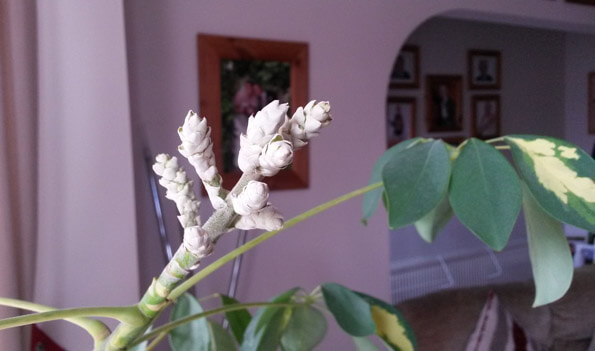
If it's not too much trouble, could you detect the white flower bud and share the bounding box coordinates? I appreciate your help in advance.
[238,135,263,173]
[258,136,293,177]
[232,181,269,215]
[183,226,213,258]
[281,100,331,149]
[153,153,201,227]
[235,205,284,231]
[245,100,289,145]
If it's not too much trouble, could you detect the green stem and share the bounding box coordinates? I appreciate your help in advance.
[145,332,167,351]
[169,182,382,300]
[129,302,301,347]
[486,136,505,144]
[495,145,511,150]
[0,305,141,331]
[0,297,111,347]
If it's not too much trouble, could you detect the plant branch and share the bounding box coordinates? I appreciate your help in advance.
[0,305,141,331]
[169,182,383,300]
[0,297,111,347]
[145,331,167,351]
[495,145,510,150]
[129,302,302,347]
[486,137,505,144]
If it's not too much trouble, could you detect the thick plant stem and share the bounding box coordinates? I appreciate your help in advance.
[0,297,111,348]
[101,173,260,350]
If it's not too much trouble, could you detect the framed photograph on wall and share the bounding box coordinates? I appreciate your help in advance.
[468,50,501,90]
[386,97,416,147]
[198,34,309,190]
[425,75,463,132]
[472,95,501,139]
[389,45,419,89]
[589,73,595,134]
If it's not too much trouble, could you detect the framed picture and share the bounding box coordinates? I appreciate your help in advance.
[389,45,419,89]
[468,50,501,90]
[425,75,463,132]
[589,73,595,134]
[472,95,501,139]
[441,136,466,146]
[386,97,416,147]
[198,34,309,190]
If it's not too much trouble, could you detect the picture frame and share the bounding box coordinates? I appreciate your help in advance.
[589,73,595,134]
[441,136,466,146]
[425,75,463,132]
[198,34,309,190]
[471,95,501,139]
[386,97,416,147]
[389,45,420,89]
[468,50,501,90]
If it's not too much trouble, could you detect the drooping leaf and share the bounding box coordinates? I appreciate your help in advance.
[280,305,327,351]
[169,293,210,351]
[522,183,574,307]
[353,337,380,351]
[362,138,425,224]
[505,135,595,231]
[241,287,299,351]
[449,138,522,251]
[413,194,453,243]
[209,320,238,350]
[356,292,416,351]
[220,295,252,344]
[382,140,451,229]
[321,283,375,337]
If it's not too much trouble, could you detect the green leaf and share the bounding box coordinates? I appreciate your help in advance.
[522,183,574,307]
[241,288,299,351]
[413,194,453,243]
[449,138,522,251]
[209,320,238,350]
[321,283,375,337]
[505,135,595,231]
[356,292,416,351]
[353,337,380,351]
[220,295,252,344]
[280,305,327,351]
[169,293,210,351]
[362,138,425,224]
[382,140,451,229]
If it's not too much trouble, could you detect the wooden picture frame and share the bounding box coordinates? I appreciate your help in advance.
[198,34,309,190]
[425,75,463,132]
[472,95,501,139]
[386,97,416,147]
[589,73,595,134]
[389,45,420,89]
[468,50,501,90]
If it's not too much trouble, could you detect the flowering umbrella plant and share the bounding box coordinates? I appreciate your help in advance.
[1,97,595,351]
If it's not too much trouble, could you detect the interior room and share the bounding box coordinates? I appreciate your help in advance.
[1,1,595,350]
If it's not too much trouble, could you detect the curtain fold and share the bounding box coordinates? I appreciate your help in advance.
[0,0,38,349]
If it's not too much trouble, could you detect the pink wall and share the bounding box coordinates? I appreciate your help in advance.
[35,1,138,349]
[123,0,595,348]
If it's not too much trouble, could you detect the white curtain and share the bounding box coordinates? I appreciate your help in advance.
[0,0,38,349]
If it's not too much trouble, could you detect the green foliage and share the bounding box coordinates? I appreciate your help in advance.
[353,336,385,350]
[321,283,376,337]
[240,288,299,351]
[505,135,595,231]
[169,293,210,351]
[362,138,424,224]
[382,140,451,229]
[449,139,521,251]
[413,194,453,243]
[280,305,327,351]
[522,184,574,307]
[220,295,252,344]
[356,292,416,351]
[208,320,238,350]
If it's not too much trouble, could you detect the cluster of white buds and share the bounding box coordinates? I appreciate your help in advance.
[152,154,201,228]
[178,110,226,209]
[238,100,331,177]
[184,226,214,259]
[235,205,284,231]
[281,100,332,149]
